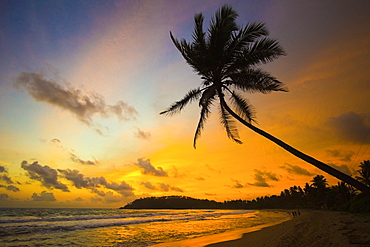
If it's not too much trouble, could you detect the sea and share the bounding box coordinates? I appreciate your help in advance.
[0,208,290,246]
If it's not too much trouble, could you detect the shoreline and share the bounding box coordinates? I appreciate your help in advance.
[151,210,370,247]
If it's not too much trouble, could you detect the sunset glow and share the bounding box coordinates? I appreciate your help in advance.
[1,0,369,208]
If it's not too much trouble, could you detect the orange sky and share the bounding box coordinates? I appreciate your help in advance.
[0,0,369,208]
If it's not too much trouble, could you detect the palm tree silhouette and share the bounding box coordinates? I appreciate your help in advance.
[356,160,370,187]
[311,175,328,190]
[160,5,370,196]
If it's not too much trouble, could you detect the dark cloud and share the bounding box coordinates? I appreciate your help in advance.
[326,149,355,162]
[73,197,84,202]
[141,181,156,190]
[134,158,168,177]
[90,197,103,202]
[70,153,96,165]
[91,188,106,197]
[248,170,280,187]
[205,164,221,173]
[103,191,125,203]
[21,161,70,192]
[231,180,244,189]
[0,184,20,192]
[31,191,56,201]
[0,165,5,173]
[51,138,61,144]
[329,163,353,176]
[0,174,14,184]
[158,183,184,192]
[279,163,314,176]
[0,193,10,200]
[134,128,151,140]
[104,181,134,197]
[326,111,370,143]
[57,169,89,189]
[171,166,186,178]
[141,181,184,192]
[58,169,134,197]
[14,72,137,133]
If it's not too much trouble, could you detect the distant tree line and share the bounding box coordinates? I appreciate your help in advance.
[121,161,370,212]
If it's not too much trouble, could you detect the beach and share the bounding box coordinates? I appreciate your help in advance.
[153,210,370,247]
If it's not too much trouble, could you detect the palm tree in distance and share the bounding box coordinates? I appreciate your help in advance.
[311,175,328,190]
[160,5,370,196]
[356,160,370,187]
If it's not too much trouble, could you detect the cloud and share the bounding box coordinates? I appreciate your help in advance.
[279,163,314,176]
[0,193,10,200]
[103,181,135,197]
[0,184,20,192]
[103,191,126,203]
[326,111,370,143]
[70,153,97,165]
[231,180,244,189]
[134,158,168,177]
[21,161,70,192]
[328,163,352,176]
[58,168,134,197]
[141,181,184,192]
[0,174,14,184]
[57,169,89,189]
[326,149,355,162]
[141,181,156,190]
[31,191,56,201]
[0,165,5,173]
[73,197,84,202]
[134,128,151,140]
[90,197,103,202]
[171,166,186,178]
[46,138,98,165]
[158,183,184,192]
[14,72,138,132]
[205,164,221,173]
[51,138,61,143]
[248,170,280,187]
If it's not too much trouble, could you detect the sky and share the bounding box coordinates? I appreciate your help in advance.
[0,0,369,208]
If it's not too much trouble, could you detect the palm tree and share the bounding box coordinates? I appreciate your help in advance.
[160,5,370,196]
[311,175,328,190]
[356,160,370,187]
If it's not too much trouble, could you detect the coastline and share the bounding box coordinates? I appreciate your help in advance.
[151,210,370,247]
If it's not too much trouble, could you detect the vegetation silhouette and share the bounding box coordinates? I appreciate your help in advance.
[356,160,370,187]
[122,161,370,212]
[160,4,370,196]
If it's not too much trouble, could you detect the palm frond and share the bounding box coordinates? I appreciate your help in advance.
[226,22,268,56]
[160,88,202,116]
[193,97,213,148]
[229,68,288,94]
[192,13,206,49]
[220,102,242,144]
[242,37,286,66]
[223,22,268,75]
[170,30,211,80]
[229,91,255,123]
[208,5,238,63]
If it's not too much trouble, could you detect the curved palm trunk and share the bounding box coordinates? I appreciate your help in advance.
[221,99,370,196]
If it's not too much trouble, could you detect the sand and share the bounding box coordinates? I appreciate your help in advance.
[151,210,370,247]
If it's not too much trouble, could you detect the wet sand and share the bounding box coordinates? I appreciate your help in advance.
[152,210,370,247]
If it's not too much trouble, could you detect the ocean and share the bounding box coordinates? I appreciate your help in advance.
[0,208,289,246]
